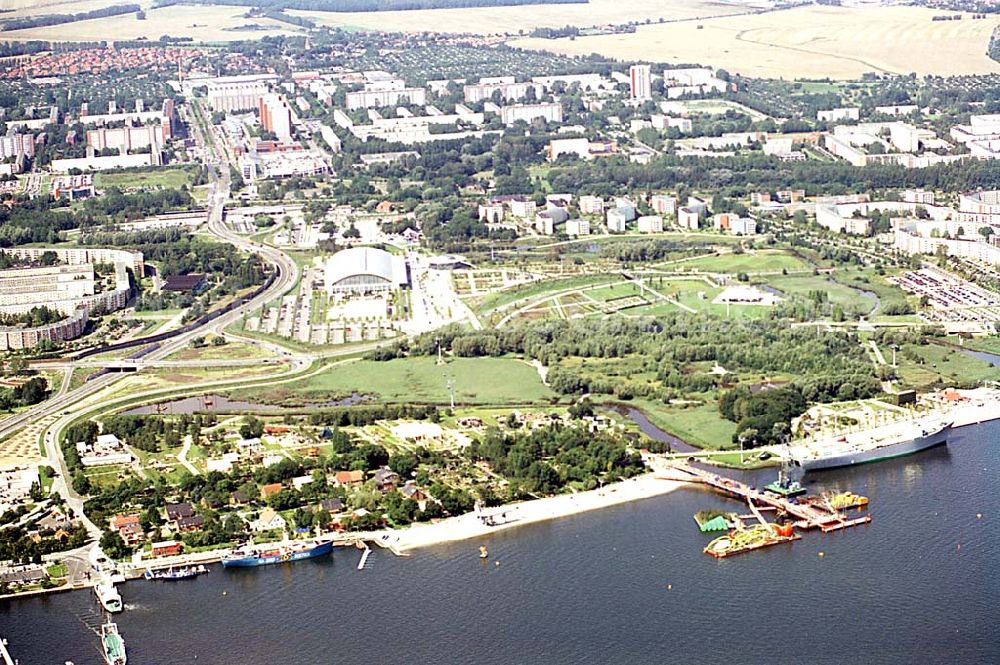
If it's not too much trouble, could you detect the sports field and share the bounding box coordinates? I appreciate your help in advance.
[511,6,1000,79]
[2,5,298,42]
[289,0,747,35]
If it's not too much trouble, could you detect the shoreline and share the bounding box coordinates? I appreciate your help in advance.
[385,473,685,553]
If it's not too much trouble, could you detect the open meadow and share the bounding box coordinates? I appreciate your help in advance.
[511,5,1000,79]
[238,356,555,406]
[290,0,750,35]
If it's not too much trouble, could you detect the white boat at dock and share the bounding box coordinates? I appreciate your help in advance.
[94,580,123,613]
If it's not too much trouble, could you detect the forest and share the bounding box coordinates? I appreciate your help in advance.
[0,4,140,31]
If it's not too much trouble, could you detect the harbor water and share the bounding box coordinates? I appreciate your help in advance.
[3,421,998,664]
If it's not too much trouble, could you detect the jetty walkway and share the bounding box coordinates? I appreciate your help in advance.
[657,462,871,532]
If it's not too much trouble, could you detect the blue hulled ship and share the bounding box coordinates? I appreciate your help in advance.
[221,539,334,568]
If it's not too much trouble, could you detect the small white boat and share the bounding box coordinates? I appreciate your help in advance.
[94,580,123,613]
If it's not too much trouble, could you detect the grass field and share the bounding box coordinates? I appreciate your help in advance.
[290,0,743,35]
[959,337,1000,355]
[631,399,738,450]
[763,273,876,313]
[676,250,812,275]
[246,356,555,405]
[895,343,1000,389]
[94,167,193,191]
[511,6,1000,79]
[2,5,298,42]
[167,341,277,362]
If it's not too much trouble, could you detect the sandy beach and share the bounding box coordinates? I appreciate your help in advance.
[386,473,685,553]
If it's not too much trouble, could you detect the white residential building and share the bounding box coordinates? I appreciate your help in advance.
[346,87,427,110]
[650,194,677,215]
[509,198,537,219]
[500,103,562,126]
[637,215,664,233]
[818,107,861,122]
[565,219,591,236]
[606,208,630,233]
[629,64,651,101]
[730,217,757,235]
[579,195,605,215]
[902,189,935,205]
[76,434,133,467]
[677,207,700,230]
[464,78,540,103]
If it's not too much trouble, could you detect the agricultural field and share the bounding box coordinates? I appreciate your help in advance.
[511,6,1000,79]
[290,0,745,36]
[2,4,298,42]
[243,356,555,406]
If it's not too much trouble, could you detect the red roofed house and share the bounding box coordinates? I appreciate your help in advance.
[151,540,182,557]
[260,483,284,499]
[331,470,364,487]
[110,514,144,545]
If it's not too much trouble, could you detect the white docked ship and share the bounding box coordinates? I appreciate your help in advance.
[94,580,123,613]
[787,413,952,471]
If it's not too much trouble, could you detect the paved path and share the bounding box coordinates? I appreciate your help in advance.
[177,435,200,476]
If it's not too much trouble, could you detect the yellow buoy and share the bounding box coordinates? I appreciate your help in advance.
[977,513,982,519]
[818,551,825,558]
[495,561,500,566]
[222,591,228,596]
[667,584,672,590]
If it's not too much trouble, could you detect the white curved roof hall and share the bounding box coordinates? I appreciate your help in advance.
[325,246,407,288]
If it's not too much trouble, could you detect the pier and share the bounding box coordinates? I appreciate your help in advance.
[0,637,16,665]
[357,546,371,570]
[658,462,871,533]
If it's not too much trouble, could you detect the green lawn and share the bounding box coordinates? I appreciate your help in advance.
[894,343,1000,389]
[95,167,193,190]
[678,250,812,274]
[631,399,737,450]
[167,340,277,362]
[246,356,556,405]
[762,273,876,313]
[959,337,1000,355]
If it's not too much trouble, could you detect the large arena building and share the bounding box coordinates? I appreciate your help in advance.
[323,247,408,296]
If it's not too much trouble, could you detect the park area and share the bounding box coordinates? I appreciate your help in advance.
[511,5,1000,79]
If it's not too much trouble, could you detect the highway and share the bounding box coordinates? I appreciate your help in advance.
[0,121,298,442]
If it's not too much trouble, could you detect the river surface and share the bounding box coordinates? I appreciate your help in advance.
[3,421,998,664]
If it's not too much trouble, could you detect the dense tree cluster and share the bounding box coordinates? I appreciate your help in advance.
[718,385,807,448]
[1,4,140,31]
[467,425,644,494]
